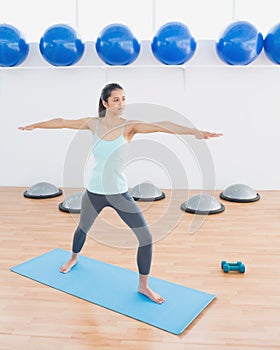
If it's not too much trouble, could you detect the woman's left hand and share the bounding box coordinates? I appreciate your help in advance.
[194,130,223,139]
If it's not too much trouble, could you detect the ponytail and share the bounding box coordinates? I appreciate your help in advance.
[98,98,106,118]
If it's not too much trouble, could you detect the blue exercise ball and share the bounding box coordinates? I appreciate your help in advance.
[0,24,29,67]
[39,24,85,66]
[264,23,280,64]
[216,21,263,65]
[151,22,197,65]
[95,23,140,65]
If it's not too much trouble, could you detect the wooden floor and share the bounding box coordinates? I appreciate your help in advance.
[1,187,280,350]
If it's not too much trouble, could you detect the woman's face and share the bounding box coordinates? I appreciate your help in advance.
[103,89,126,115]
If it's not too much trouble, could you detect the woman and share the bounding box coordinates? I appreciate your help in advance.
[19,83,222,304]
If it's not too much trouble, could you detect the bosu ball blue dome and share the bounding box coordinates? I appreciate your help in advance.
[39,24,85,66]
[0,24,29,67]
[95,23,141,65]
[151,22,197,65]
[216,21,263,65]
[264,23,280,64]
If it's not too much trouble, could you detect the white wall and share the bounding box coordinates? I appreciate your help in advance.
[1,40,280,190]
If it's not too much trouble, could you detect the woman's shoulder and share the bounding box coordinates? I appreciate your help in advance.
[123,119,142,127]
[123,119,146,131]
[87,117,99,132]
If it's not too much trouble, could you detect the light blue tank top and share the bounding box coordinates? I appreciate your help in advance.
[87,118,128,195]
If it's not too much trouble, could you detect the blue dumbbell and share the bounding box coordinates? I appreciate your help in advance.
[221,260,245,273]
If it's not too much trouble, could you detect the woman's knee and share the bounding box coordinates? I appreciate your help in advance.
[136,227,153,247]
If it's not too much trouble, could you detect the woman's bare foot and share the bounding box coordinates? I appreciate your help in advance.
[138,274,165,304]
[60,253,78,273]
[138,286,165,304]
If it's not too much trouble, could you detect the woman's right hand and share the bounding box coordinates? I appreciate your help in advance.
[18,117,93,131]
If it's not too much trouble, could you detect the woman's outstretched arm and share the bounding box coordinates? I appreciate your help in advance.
[128,120,223,139]
[18,117,94,131]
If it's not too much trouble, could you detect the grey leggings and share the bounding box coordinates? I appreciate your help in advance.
[72,190,152,275]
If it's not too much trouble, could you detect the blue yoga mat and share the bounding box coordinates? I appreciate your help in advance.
[10,248,215,335]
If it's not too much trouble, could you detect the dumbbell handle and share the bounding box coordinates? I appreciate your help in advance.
[225,265,242,271]
[227,262,242,266]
